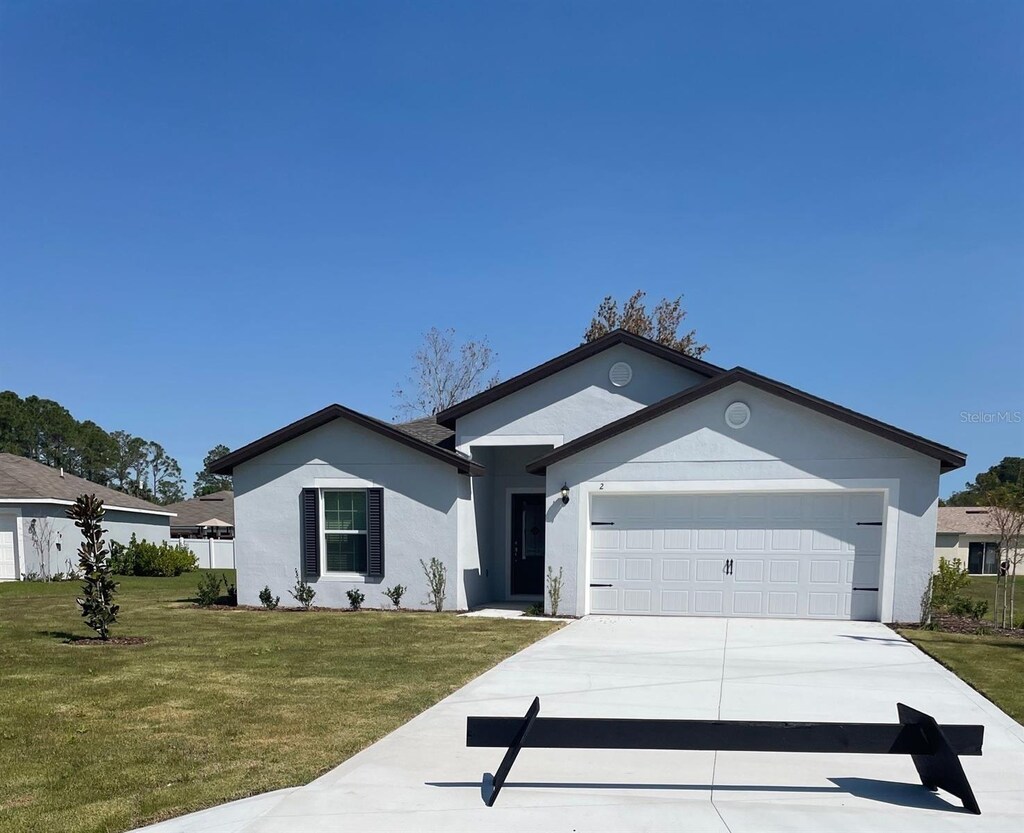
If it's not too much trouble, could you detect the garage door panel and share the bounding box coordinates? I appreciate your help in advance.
[697,529,726,550]
[732,559,764,583]
[663,529,692,550]
[732,591,764,615]
[591,558,620,581]
[622,589,652,613]
[624,558,652,581]
[588,491,883,620]
[661,590,689,613]
[661,559,690,581]
[694,590,724,614]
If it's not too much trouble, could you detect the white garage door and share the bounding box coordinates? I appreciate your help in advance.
[588,492,883,620]
[0,514,18,581]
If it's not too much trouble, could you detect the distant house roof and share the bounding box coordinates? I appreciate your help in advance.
[0,453,174,516]
[164,490,234,529]
[936,506,1012,535]
[208,404,484,476]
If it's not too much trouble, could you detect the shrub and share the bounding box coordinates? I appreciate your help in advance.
[524,602,544,617]
[259,585,280,610]
[420,557,447,612]
[546,566,564,617]
[383,584,406,609]
[225,582,237,606]
[949,597,989,620]
[346,588,365,610]
[68,494,119,640]
[289,569,316,610]
[110,534,197,577]
[20,571,44,582]
[196,572,224,607]
[930,557,971,610]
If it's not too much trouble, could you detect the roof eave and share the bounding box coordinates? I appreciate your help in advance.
[208,405,485,477]
[526,368,967,475]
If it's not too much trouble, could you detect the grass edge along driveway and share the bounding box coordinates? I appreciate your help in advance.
[898,627,1024,725]
[0,572,561,833]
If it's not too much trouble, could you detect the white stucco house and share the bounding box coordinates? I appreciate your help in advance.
[210,330,965,622]
[0,453,173,580]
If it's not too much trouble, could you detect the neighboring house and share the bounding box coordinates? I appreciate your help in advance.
[210,329,965,622]
[0,453,173,580]
[164,491,234,539]
[935,506,1020,575]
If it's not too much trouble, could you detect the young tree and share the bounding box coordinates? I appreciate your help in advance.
[987,488,1024,627]
[193,444,233,496]
[27,517,56,579]
[394,328,499,419]
[583,290,708,357]
[68,494,119,640]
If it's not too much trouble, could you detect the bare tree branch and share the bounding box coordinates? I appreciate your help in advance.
[393,328,499,420]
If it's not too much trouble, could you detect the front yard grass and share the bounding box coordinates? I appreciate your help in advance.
[965,574,1024,625]
[0,572,561,833]
[899,628,1024,724]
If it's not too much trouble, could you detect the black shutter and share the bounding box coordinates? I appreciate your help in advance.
[301,488,320,578]
[367,488,384,576]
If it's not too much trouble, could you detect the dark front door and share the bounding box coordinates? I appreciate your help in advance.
[511,493,545,596]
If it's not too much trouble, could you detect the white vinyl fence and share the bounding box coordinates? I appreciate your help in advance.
[174,538,235,570]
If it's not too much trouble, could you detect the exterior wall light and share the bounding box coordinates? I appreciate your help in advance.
[560,483,570,505]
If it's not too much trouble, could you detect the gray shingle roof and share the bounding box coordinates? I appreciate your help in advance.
[936,506,1015,535]
[395,416,454,447]
[0,453,173,515]
[163,491,234,529]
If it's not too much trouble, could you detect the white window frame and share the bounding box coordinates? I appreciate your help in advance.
[320,488,369,581]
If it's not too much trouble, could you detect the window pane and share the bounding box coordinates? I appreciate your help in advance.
[324,491,367,531]
[325,534,367,573]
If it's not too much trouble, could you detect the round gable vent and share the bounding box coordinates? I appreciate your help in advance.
[725,401,750,429]
[609,361,633,387]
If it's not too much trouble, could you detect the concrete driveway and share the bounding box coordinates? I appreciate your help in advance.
[140,618,1024,832]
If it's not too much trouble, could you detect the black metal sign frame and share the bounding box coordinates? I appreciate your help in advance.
[467,697,983,813]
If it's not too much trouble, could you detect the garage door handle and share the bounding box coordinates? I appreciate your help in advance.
[591,521,615,526]
[589,583,613,588]
[856,521,883,526]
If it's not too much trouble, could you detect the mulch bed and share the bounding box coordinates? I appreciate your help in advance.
[63,636,149,646]
[896,615,1024,640]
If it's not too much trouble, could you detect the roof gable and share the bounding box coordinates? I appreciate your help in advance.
[435,329,724,429]
[526,368,966,474]
[208,405,484,476]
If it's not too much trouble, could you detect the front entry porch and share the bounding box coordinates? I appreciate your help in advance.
[464,444,551,608]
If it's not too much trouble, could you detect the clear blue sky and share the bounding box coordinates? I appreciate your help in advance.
[1,1,1021,496]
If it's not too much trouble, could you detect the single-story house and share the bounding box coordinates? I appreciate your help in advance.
[209,329,965,621]
[0,452,173,580]
[164,490,234,539]
[935,506,1019,575]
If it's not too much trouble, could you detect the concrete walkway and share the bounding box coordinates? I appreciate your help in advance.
[138,618,1024,832]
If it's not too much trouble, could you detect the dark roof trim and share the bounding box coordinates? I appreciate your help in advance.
[435,329,725,429]
[208,405,485,476]
[526,368,967,475]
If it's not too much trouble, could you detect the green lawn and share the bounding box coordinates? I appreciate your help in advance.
[899,628,1024,724]
[965,574,1024,625]
[0,572,560,833]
